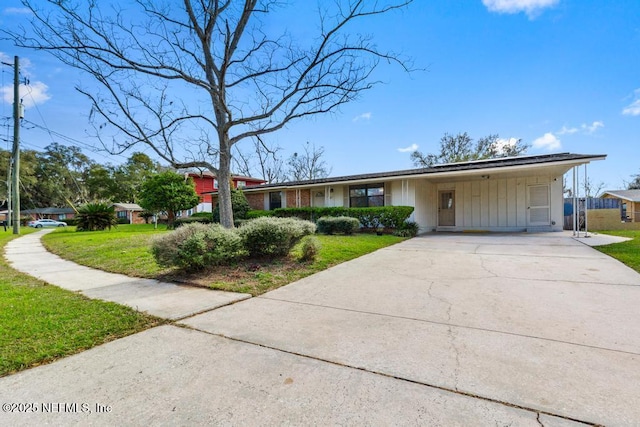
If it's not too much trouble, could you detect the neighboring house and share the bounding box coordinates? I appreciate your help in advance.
[112,203,146,224]
[207,152,605,233]
[185,171,266,214]
[22,207,76,221]
[600,190,640,222]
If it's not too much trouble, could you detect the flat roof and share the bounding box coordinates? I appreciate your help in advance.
[205,152,606,194]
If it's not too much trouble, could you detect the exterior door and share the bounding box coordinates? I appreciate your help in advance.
[438,190,456,226]
[528,185,550,225]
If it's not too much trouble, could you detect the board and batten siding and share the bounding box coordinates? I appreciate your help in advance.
[413,175,563,232]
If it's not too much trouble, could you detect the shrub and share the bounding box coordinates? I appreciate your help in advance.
[246,210,274,219]
[238,216,316,258]
[151,223,245,271]
[190,212,214,219]
[213,188,251,222]
[76,203,118,231]
[316,216,360,235]
[272,206,414,230]
[393,221,420,237]
[298,236,320,262]
[174,216,213,227]
[139,211,155,224]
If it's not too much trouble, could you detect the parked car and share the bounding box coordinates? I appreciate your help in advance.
[27,219,67,228]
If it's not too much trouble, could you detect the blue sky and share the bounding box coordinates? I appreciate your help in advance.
[1,0,639,191]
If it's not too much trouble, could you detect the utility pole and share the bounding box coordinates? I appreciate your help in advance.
[11,56,20,234]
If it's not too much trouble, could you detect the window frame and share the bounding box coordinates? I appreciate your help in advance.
[349,183,385,208]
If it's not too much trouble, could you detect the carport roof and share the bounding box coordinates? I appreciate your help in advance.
[206,152,606,193]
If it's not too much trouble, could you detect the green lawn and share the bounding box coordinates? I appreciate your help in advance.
[595,230,640,273]
[42,224,407,296]
[0,229,162,377]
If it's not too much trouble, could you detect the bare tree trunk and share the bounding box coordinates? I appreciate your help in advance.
[218,138,234,228]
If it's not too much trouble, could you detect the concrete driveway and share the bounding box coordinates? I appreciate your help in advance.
[2,232,640,425]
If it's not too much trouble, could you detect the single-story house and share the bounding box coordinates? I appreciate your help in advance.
[22,207,76,221]
[207,152,606,233]
[112,203,146,224]
[600,190,640,222]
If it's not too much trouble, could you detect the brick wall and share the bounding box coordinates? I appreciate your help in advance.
[245,193,264,210]
[284,189,311,208]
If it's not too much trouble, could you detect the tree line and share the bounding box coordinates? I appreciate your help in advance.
[0,143,160,210]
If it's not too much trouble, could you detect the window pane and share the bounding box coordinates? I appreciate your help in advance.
[350,188,366,197]
[350,196,368,207]
[367,187,384,197]
[369,195,384,207]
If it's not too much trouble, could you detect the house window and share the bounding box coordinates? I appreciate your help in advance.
[269,191,282,210]
[349,184,384,207]
[236,180,246,189]
[213,179,218,189]
[116,211,127,219]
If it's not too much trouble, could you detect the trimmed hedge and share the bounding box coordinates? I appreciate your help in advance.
[238,216,316,258]
[246,210,274,219]
[174,216,213,227]
[273,206,414,230]
[316,216,360,235]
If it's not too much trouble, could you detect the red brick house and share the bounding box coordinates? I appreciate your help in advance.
[185,171,266,214]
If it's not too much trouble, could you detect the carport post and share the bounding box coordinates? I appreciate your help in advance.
[572,166,578,236]
[584,163,589,237]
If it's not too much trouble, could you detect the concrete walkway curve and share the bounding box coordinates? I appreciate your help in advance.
[2,230,640,426]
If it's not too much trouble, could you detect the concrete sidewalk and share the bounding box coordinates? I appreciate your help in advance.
[2,231,639,425]
[4,230,250,320]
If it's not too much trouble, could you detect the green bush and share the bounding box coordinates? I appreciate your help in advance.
[298,236,320,262]
[151,223,246,271]
[76,203,118,231]
[139,211,155,224]
[272,206,414,230]
[246,210,274,219]
[190,212,213,219]
[393,221,420,237]
[213,188,251,222]
[174,216,213,227]
[316,216,360,235]
[238,216,316,258]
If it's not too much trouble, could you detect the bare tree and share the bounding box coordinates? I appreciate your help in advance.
[411,133,529,167]
[233,136,286,184]
[287,141,331,181]
[4,0,413,227]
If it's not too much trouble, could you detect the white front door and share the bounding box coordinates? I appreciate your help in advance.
[528,185,550,225]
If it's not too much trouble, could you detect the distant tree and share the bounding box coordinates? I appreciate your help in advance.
[287,142,332,181]
[233,136,286,184]
[0,149,39,209]
[32,143,94,208]
[411,133,530,167]
[7,0,414,228]
[139,171,200,228]
[628,173,640,190]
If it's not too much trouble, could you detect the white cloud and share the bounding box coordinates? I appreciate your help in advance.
[582,120,603,133]
[3,7,32,15]
[532,132,561,151]
[493,137,519,154]
[557,125,578,135]
[397,143,419,153]
[482,0,559,17]
[1,81,51,108]
[622,89,640,116]
[352,112,372,122]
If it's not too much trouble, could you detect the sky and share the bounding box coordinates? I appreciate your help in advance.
[0,0,639,192]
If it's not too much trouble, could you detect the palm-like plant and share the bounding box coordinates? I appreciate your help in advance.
[76,203,118,231]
